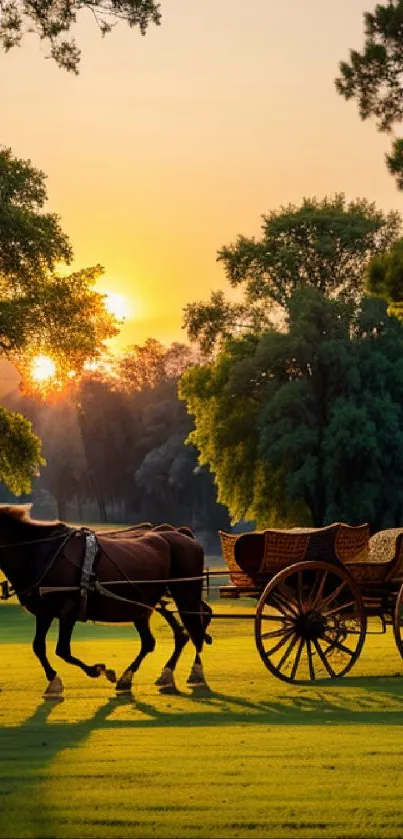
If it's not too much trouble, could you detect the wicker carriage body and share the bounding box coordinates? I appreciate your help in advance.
[219,523,403,599]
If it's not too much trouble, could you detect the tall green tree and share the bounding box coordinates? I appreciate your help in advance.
[180,288,403,531]
[184,195,400,353]
[0,147,118,495]
[0,0,160,72]
[335,1,403,187]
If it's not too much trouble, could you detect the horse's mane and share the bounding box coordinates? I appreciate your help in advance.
[0,504,61,527]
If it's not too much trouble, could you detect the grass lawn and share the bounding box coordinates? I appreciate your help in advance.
[2,591,403,838]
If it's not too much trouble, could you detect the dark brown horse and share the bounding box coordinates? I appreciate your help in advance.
[0,505,212,697]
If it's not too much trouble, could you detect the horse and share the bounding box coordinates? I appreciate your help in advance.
[0,505,212,697]
[93,520,213,681]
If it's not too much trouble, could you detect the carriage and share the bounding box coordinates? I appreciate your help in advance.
[2,505,403,695]
[217,522,403,684]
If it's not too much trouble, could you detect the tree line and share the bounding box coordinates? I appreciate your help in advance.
[1,338,230,538]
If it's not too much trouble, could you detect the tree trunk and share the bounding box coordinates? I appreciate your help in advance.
[55,495,67,521]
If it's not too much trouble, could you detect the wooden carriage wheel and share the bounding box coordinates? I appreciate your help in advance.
[393,582,403,659]
[255,560,366,683]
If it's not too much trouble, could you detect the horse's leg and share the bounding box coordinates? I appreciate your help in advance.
[55,616,116,682]
[116,616,156,692]
[33,612,63,697]
[186,600,213,686]
[169,585,212,687]
[154,602,189,691]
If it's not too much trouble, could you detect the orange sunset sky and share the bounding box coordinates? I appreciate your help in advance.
[2,0,403,357]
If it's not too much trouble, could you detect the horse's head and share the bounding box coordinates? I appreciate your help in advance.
[0,504,64,541]
[0,504,72,595]
[0,504,35,542]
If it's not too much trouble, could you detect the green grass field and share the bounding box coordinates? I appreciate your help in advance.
[2,594,403,839]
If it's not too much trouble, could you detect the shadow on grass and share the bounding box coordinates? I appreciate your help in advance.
[4,672,403,740]
[2,674,403,837]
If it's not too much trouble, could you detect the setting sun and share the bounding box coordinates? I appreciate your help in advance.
[104,292,130,321]
[31,354,56,383]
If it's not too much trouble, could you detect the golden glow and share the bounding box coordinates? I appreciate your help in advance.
[103,292,130,322]
[1,0,396,351]
[83,354,119,379]
[31,355,57,383]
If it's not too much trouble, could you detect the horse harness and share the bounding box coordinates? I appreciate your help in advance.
[0,527,100,621]
[0,527,208,621]
[78,528,98,620]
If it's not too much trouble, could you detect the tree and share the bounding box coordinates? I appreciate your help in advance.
[26,394,89,520]
[75,376,136,521]
[184,195,400,353]
[257,291,403,530]
[180,287,403,531]
[0,0,161,73]
[117,339,195,391]
[0,147,118,495]
[335,2,403,187]
[0,404,44,495]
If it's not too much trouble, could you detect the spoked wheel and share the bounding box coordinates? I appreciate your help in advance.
[255,560,366,683]
[393,583,403,660]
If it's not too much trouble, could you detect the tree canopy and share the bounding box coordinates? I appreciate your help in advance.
[0,147,118,494]
[335,2,403,187]
[180,288,403,531]
[184,195,400,354]
[181,196,403,531]
[0,0,161,72]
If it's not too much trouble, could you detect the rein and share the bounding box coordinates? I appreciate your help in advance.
[40,578,211,617]
[38,571,221,617]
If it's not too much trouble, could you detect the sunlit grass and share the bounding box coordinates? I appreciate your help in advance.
[2,601,403,837]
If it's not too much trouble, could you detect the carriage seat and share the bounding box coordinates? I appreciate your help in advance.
[345,528,403,584]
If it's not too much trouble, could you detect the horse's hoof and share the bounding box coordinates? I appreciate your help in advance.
[44,676,63,698]
[155,667,179,693]
[105,669,117,683]
[187,664,206,686]
[155,667,175,687]
[116,670,133,692]
[95,663,106,676]
[204,633,213,645]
